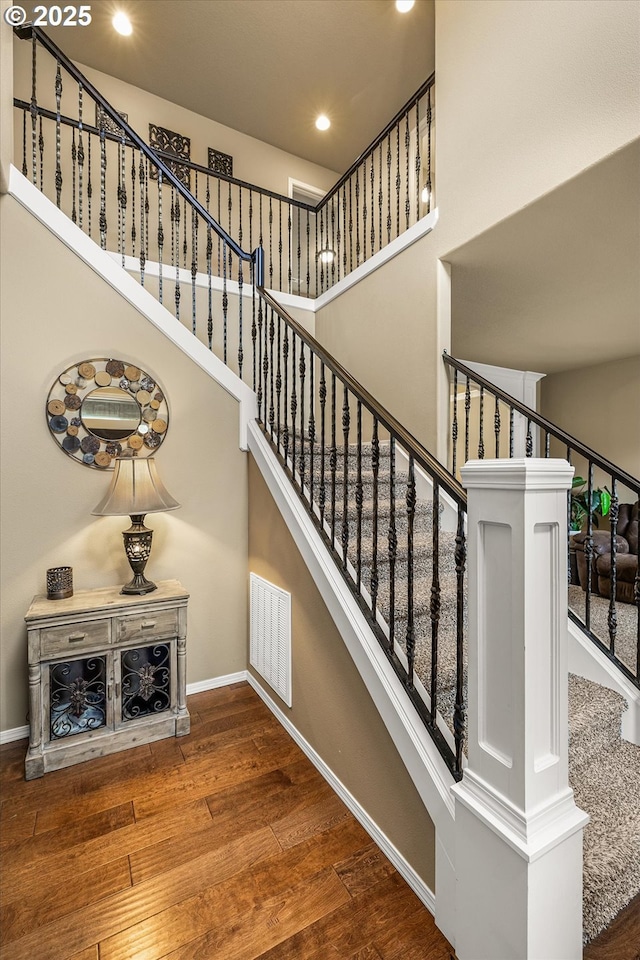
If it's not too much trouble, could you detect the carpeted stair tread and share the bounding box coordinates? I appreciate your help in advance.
[571,737,640,942]
[568,675,627,771]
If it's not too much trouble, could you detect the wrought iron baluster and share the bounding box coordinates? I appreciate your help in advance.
[426,84,432,212]
[268,306,275,437]
[172,187,181,322]
[330,198,336,288]
[87,132,92,237]
[288,205,292,294]
[119,131,127,268]
[319,205,325,294]
[99,126,107,250]
[336,195,342,284]
[330,375,337,546]
[315,210,319,296]
[378,142,384,251]
[248,188,253,255]
[296,206,301,296]
[275,314,282,444]
[256,298,264,422]
[39,114,44,191]
[227,181,233,276]
[362,157,367,263]
[191,200,198,337]
[238,259,244,379]
[509,406,515,457]
[406,454,416,686]
[387,435,397,650]
[282,322,289,459]
[342,184,348,277]
[370,153,376,257]
[130,147,136,257]
[139,156,146,287]
[291,336,298,481]
[405,109,410,230]
[268,197,273,287]
[454,505,466,775]
[608,479,618,654]
[319,364,326,527]
[415,97,421,222]
[341,385,350,571]
[30,35,37,184]
[21,109,27,178]
[158,171,165,302]
[71,127,77,224]
[299,345,306,491]
[206,178,213,347]
[238,186,243,249]
[182,195,187,271]
[356,402,363,592]
[451,368,458,477]
[386,132,392,244]
[464,376,471,465]
[370,419,380,614]
[279,200,283,293]
[217,178,221,275]
[308,350,316,505]
[526,419,533,457]
[566,446,573,583]
[306,209,311,297]
[478,385,485,459]
[395,120,401,238]
[348,179,353,274]
[585,462,594,631]
[545,431,551,457]
[494,395,500,458]
[222,239,228,364]
[116,141,122,259]
[55,60,62,207]
[430,483,441,725]
[355,168,360,268]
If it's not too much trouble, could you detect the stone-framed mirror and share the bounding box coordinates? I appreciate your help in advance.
[46,358,169,469]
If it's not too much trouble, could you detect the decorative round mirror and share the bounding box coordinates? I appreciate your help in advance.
[46,358,169,469]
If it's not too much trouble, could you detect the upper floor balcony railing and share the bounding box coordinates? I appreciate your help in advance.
[13,24,434,302]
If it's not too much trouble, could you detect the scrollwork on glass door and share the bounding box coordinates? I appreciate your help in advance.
[121,644,171,721]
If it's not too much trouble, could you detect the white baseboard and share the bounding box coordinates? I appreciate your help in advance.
[1,724,29,745]
[186,672,249,695]
[246,672,437,916]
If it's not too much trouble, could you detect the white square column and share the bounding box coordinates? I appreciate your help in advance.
[453,459,588,960]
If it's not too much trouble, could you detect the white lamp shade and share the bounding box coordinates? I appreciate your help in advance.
[92,457,180,516]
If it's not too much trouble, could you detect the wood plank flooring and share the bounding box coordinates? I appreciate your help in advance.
[0,683,453,960]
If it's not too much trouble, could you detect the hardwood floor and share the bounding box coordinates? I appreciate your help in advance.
[0,683,453,960]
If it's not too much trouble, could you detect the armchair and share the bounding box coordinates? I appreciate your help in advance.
[573,502,638,604]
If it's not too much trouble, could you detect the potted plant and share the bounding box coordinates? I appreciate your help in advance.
[569,477,611,533]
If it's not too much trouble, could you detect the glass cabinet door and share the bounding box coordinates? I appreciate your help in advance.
[120,644,171,722]
[49,656,107,740]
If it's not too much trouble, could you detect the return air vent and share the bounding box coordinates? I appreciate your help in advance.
[250,573,292,707]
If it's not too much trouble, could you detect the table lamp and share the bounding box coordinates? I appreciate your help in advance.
[92,457,180,595]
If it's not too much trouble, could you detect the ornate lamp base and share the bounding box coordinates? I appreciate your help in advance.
[121,514,157,595]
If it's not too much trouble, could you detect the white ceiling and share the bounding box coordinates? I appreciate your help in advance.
[450,138,640,375]
[54,0,435,174]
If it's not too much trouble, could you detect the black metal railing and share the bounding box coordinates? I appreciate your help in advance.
[14,24,260,379]
[443,352,640,689]
[14,27,435,302]
[254,284,469,778]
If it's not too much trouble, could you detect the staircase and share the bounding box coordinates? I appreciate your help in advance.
[302,436,640,944]
[9,21,640,954]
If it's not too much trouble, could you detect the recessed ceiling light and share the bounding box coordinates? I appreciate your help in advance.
[396,0,415,11]
[315,114,331,132]
[112,11,133,36]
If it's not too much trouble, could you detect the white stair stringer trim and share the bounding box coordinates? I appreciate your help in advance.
[8,164,257,450]
[247,670,437,915]
[568,617,640,745]
[247,419,457,946]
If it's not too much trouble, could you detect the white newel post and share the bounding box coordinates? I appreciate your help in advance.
[453,459,588,960]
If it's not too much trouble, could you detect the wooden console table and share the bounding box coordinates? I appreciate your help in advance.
[24,580,190,779]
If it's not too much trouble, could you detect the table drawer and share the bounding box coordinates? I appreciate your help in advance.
[40,618,111,657]
[117,608,178,643]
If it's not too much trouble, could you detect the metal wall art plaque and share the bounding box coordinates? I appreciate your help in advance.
[46,358,169,469]
[149,124,191,189]
[95,104,128,137]
[208,148,233,178]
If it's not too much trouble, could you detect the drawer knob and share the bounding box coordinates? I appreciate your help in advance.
[140,620,156,629]
[68,632,87,642]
